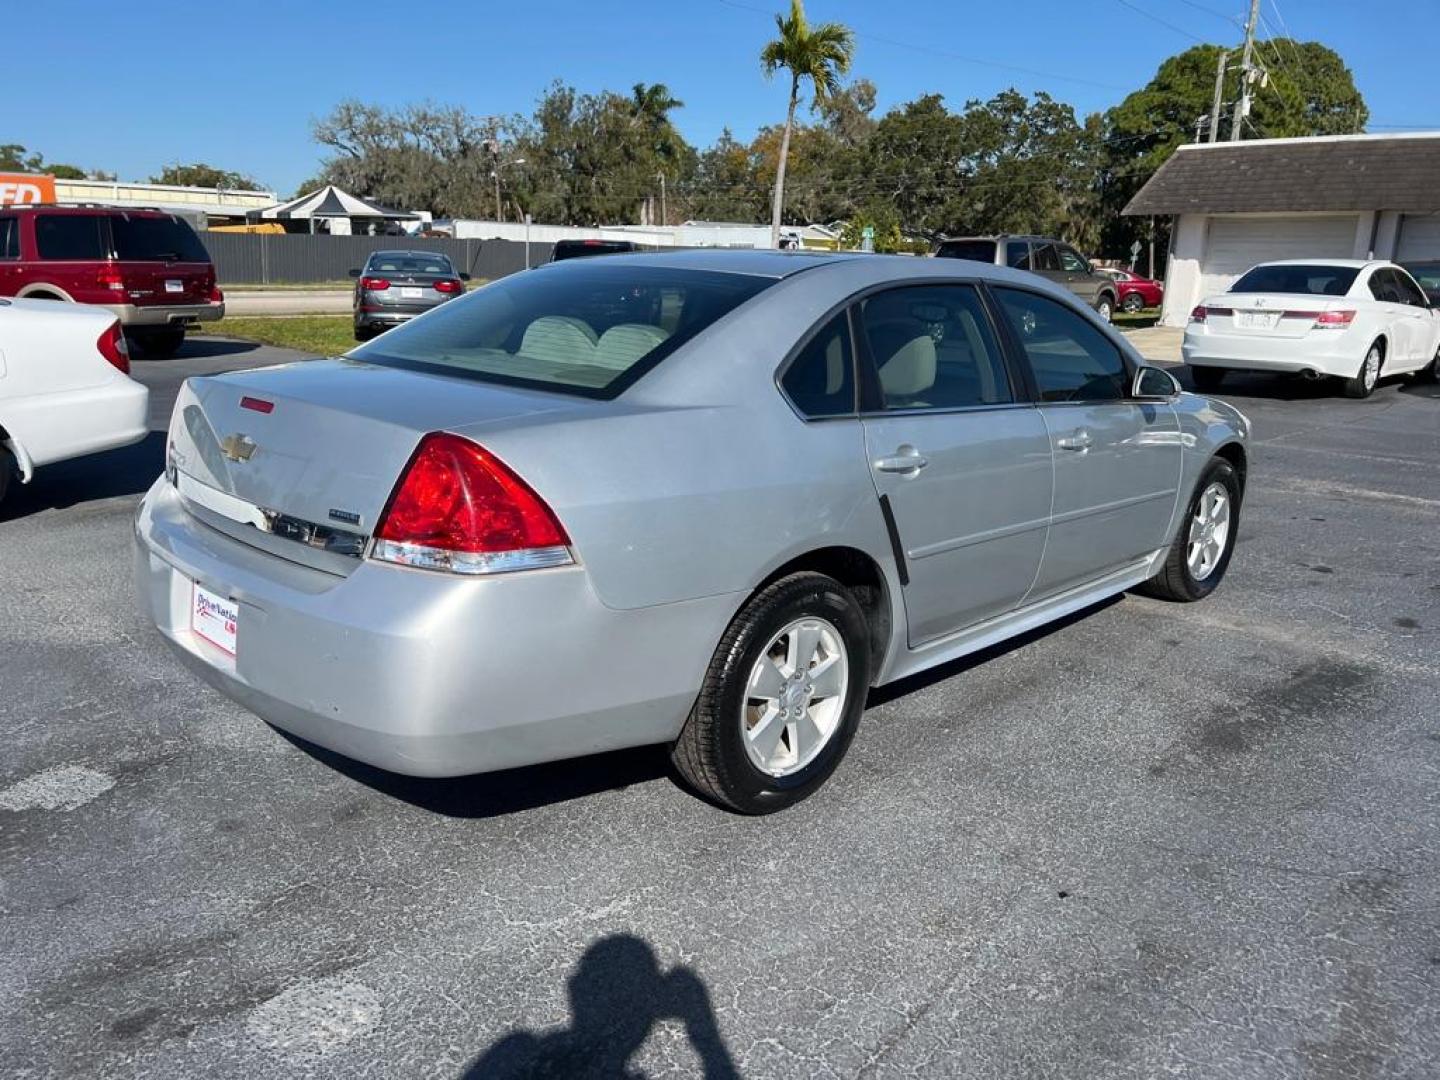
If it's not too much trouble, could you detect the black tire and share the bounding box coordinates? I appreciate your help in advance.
[671,572,871,814]
[1415,346,1438,383]
[1342,340,1384,399]
[0,446,12,508]
[1137,457,1241,603]
[1190,365,1226,392]
[1094,293,1115,323]
[132,328,186,359]
[1121,291,1145,313]
[354,326,371,342]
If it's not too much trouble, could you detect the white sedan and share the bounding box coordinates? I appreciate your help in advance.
[1183,259,1440,398]
[0,297,149,506]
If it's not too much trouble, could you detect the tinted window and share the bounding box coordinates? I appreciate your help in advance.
[111,214,210,262]
[1403,262,1440,294]
[934,239,996,263]
[859,285,1012,410]
[1368,269,1399,303]
[1390,268,1429,307]
[550,240,641,261]
[1005,241,1031,269]
[1031,243,1062,272]
[781,313,854,417]
[995,287,1127,403]
[0,217,16,259]
[352,264,771,399]
[1059,247,1089,273]
[1231,264,1358,296]
[35,215,106,260]
[367,252,455,275]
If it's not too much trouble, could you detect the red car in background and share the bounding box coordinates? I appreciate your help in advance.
[1098,267,1164,312]
[0,205,223,358]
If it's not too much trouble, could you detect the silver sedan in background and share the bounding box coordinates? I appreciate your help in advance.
[136,251,1248,813]
[350,249,470,340]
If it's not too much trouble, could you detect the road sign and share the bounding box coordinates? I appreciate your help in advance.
[861,225,875,253]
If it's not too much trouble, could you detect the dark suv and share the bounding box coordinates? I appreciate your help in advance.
[0,205,223,357]
[935,235,1118,322]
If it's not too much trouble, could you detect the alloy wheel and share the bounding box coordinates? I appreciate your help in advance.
[1186,481,1231,581]
[740,617,849,778]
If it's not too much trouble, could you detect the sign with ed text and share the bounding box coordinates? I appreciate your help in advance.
[0,173,57,206]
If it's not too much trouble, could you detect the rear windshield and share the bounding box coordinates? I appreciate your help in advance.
[350,264,773,398]
[1230,264,1358,296]
[934,240,997,263]
[551,240,640,261]
[367,252,455,275]
[111,214,210,262]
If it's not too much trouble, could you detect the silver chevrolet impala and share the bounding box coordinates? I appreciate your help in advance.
[135,251,1249,813]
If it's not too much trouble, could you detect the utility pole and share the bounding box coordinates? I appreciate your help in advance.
[494,171,503,223]
[657,172,667,227]
[1209,49,1228,142]
[1230,0,1261,140]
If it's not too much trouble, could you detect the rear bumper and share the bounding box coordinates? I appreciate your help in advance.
[1181,328,1362,378]
[133,477,737,777]
[5,378,148,475]
[106,301,225,328]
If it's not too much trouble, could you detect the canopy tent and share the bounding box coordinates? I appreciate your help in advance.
[248,185,417,232]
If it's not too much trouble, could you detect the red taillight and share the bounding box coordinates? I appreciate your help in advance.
[373,433,571,575]
[96,263,126,292]
[433,279,462,294]
[1313,309,1356,329]
[209,286,225,303]
[1189,305,1206,323]
[97,322,129,374]
[361,276,390,290]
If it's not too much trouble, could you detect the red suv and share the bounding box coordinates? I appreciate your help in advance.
[0,205,224,357]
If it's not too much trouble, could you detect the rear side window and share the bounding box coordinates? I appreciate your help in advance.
[782,313,854,417]
[111,214,210,262]
[859,284,1012,410]
[994,287,1127,402]
[1390,269,1428,307]
[1005,241,1031,269]
[353,264,773,399]
[934,240,996,263]
[1231,264,1358,296]
[1031,243,1062,272]
[35,215,106,260]
[0,217,17,259]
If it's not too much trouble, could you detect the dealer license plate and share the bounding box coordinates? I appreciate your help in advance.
[400,287,424,299]
[192,583,238,656]
[1236,310,1278,330]
[165,279,185,294]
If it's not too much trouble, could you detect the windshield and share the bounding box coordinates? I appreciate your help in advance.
[366,252,455,275]
[350,264,773,398]
[934,240,996,263]
[1230,264,1358,296]
[111,214,211,262]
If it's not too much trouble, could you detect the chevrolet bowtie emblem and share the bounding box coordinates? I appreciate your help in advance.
[220,434,257,462]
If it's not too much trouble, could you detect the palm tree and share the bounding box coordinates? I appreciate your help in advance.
[760,0,854,248]
[629,82,684,130]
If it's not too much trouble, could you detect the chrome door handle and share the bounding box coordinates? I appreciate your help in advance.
[1056,430,1093,452]
[874,449,929,474]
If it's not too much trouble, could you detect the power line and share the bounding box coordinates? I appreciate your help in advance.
[1111,0,1209,43]
[710,0,1130,91]
[1173,0,1243,26]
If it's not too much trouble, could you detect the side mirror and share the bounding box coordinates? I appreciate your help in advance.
[459,272,472,281]
[1132,365,1181,401]
[348,268,361,278]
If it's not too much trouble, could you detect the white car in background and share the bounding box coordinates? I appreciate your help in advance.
[0,297,149,506]
[1183,260,1440,398]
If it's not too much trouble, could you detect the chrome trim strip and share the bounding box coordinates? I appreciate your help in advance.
[174,471,367,559]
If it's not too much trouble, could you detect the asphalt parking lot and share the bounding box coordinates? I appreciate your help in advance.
[2,337,1437,1079]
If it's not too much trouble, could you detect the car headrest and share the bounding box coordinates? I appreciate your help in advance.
[520,316,598,365]
[869,321,937,398]
[592,323,670,370]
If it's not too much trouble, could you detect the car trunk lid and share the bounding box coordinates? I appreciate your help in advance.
[167,358,587,573]
[1208,293,1347,339]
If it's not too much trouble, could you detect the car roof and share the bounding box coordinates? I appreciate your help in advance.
[1252,258,1380,269]
[368,249,453,259]
[8,204,175,217]
[533,248,871,279]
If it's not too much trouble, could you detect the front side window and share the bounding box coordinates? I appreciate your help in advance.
[35,215,106,260]
[352,264,772,398]
[0,217,17,259]
[1231,264,1358,296]
[781,313,854,417]
[994,287,1128,403]
[859,284,1012,410]
[1059,247,1089,273]
[1005,240,1031,270]
[1031,243,1062,272]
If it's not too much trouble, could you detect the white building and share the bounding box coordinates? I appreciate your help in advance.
[1123,133,1440,326]
[53,177,277,226]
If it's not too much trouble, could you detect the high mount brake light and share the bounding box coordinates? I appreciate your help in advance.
[372,432,572,575]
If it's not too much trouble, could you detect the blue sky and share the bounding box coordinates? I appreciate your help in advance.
[10,0,1436,194]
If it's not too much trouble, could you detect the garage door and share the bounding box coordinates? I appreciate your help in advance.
[1396,214,1440,262]
[1199,215,1359,297]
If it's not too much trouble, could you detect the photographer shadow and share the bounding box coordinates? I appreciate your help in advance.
[462,934,739,1079]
